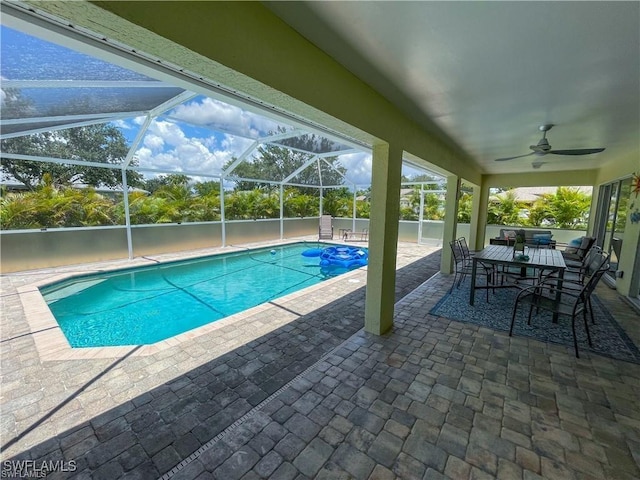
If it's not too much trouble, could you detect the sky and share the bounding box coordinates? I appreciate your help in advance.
[1,25,432,187]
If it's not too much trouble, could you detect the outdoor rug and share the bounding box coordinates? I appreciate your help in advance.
[430,278,640,364]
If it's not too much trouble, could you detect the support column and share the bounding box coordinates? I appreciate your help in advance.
[220,178,226,247]
[441,175,461,274]
[121,169,134,260]
[279,184,284,240]
[474,182,490,251]
[468,184,481,249]
[364,143,403,335]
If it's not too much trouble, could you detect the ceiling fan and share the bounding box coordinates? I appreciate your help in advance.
[494,124,605,166]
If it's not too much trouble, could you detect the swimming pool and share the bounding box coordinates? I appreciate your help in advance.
[41,242,367,348]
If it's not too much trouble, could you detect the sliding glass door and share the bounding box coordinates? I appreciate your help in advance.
[594,177,632,283]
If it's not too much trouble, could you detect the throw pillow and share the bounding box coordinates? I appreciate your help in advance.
[503,230,517,239]
[533,233,553,245]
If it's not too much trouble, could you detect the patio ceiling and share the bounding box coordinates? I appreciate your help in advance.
[266,1,640,176]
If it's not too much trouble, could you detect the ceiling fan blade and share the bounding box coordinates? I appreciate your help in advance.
[494,152,535,162]
[548,148,605,156]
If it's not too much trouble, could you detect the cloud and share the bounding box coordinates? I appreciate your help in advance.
[143,134,164,151]
[338,152,372,186]
[133,119,254,178]
[170,97,288,139]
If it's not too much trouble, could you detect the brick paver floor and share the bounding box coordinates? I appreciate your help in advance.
[1,241,441,477]
[2,241,639,480]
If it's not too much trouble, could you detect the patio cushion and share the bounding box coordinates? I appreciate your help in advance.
[532,233,553,245]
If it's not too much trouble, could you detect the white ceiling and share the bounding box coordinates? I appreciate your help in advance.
[266,1,640,175]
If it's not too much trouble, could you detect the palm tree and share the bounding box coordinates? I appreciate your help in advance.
[488,190,524,226]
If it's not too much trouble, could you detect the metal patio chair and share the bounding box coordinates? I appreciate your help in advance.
[509,252,610,358]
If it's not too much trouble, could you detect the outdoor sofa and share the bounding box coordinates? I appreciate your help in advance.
[491,228,557,249]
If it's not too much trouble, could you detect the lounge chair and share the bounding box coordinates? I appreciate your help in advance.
[319,215,334,240]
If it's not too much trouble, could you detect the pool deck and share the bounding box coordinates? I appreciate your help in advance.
[1,240,639,479]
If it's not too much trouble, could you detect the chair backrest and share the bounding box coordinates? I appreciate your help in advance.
[582,246,604,276]
[319,215,332,232]
[579,253,610,302]
[457,237,472,261]
[319,215,333,239]
[577,236,597,259]
[449,239,464,265]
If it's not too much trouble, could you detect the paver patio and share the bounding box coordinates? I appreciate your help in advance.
[1,241,639,479]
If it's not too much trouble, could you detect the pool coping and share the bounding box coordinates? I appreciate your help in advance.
[17,240,368,361]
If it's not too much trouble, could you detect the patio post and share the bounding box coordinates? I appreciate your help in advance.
[279,184,284,240]
[364,142,402,335]
[468,183,482,249]
[121,169,134,260]
[441,175,460,274]
[220,178,226,247]
[474,183,490,251]
[352,187,357,232]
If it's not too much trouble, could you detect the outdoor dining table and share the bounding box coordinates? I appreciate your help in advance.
[469,245,567,321]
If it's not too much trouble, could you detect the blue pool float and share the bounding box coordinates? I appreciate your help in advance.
[318,246,368,269]
[301,248,324,257]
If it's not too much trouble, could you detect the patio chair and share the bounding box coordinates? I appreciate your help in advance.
[449,238,493,301]
[540,247,608,325]
[509,252,610,358]
[318,215,334,240]
[562,236,596,264]
[457,237,477,260]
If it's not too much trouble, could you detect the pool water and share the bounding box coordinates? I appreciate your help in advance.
[41,242,367,348]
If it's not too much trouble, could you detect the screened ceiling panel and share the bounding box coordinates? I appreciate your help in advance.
[2,26,153,81]
[2,86,186,122]
[0,118,114,136]
[234,147,315,183]
[273,135,353,154]
[165,96,295,141]
[285,157,347,187]
[0,25,186,131]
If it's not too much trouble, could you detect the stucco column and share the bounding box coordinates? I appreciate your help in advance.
[364,143,403,335]
[441,175,460,273]
[474,182,490,250]
[468,184,482,249]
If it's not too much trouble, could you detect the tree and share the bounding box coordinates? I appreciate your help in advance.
[0,174,117,229]
[535,187,591,229]
[322,188,351,217]
[193,180,221,196]
[284,188,318,217]
[1,124,142,190]
[487,190,524,226]
[143,174,190,193]
[457,191,473,223]
[224,129,346,193]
